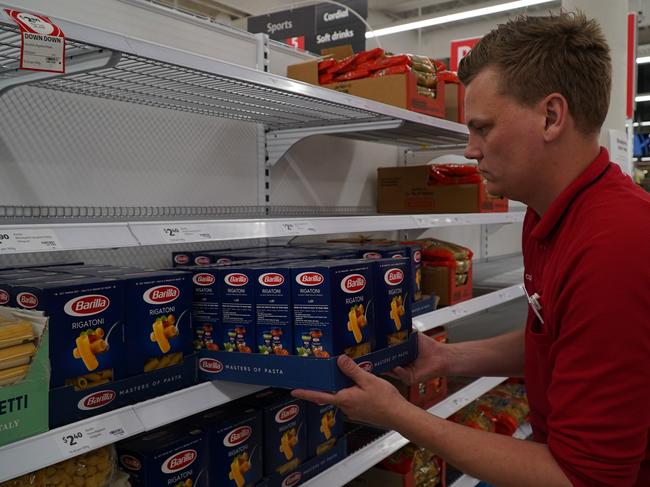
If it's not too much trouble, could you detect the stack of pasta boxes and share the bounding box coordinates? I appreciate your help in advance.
[177,243,418,359]
[116,388,344,487]
[0,264,194,395]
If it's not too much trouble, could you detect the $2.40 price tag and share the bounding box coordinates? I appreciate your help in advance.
[55,417,133,457]
[159,224,214,244]
[278,221,316,236]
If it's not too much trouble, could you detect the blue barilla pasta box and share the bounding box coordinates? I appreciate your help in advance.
[306,402,343,457]
[12,277,125,388]
[370,258,413,349]
[187,404,263,487]
[359,244,423,302]
[117,424,209,487]
[218,265,256,353]
[291,259,374,359]
[190,267,221,352]
[252,264,293,356]
[120,270,193,376]
[243,389,307,476]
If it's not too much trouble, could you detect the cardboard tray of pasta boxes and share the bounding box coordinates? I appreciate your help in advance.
[286,46,464,122]
[377,163,508,214]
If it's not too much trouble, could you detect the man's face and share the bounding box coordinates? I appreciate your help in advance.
[464,67,546,201]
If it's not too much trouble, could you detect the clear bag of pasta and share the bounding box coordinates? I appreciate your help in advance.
[0,445,115,487]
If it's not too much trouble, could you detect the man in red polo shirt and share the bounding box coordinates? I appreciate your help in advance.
[293,12,650,487]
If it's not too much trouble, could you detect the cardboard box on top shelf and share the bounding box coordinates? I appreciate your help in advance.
[0,307,49,447]
[286,47,464,122]
[377,164,508,214]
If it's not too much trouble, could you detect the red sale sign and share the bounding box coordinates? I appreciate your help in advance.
[450,37,481,72]
[285,35,305,50]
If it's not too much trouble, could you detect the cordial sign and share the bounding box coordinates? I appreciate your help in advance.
[161,449,197,474]
[16,292,39,309]
[259,272,285,287]
[282,472,303,487]
[120,455,142,471]
[64,294,110,317]
[198,358,223,373]
[384,268,404,286]
[78,390,116,410]
[275,404,299,423]
[223,426,252,447]
[193,273,216,286]
[340,274,366,293]
[143,285,179,305]
[0,290,9,305]
[225,273,249,286]
[296,272,324,286]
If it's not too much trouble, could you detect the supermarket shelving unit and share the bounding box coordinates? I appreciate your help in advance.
[0,4,526,485]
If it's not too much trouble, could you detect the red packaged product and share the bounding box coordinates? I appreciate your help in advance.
[318,58,336,73]
[326,54,357,75]
[436,70,460,83]
[428,164,482,185]
[368,54,411,71]
[319,73,335,85]
[354,47,384,65]
[334,68,371,82]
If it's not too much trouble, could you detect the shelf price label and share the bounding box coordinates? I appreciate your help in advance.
[411,215,458,228]
[55,416,134,456]
[159,224,214,244]
[277,221,316,236]
[0,228,61,253]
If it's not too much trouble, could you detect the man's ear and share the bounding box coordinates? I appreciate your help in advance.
[542,93,569,142]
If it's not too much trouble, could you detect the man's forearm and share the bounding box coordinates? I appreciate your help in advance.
[444,328,526,377]
[391,403,571,487]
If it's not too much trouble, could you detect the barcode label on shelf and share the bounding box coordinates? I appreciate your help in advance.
[0,228,61,253]
[55,417,133,456]
[159,224,214,243]
[277,221,317,236]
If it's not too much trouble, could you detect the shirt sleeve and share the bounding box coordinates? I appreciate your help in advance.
[546,228,650,487]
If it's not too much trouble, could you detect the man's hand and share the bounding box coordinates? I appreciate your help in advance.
[388,332,449,385]
[292,354,413,431]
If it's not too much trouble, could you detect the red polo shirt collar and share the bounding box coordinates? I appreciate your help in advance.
[530,147,611,240]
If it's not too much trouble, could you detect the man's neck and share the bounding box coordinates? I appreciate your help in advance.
[526,136,601,216]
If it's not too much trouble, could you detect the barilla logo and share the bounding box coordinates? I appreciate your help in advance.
[259,272,284,287]
[16,292,38,309]
[161,449,197,474]
[385,268,404,286]
[358,361,373,373]
[120,455,142,471]
[0,290,9,305]
[341,274,366,293]
[414,250,422,263]
[275,404,299,423]
[223,426,252,447]
[64,294,109,317]
[282,472,303,487]
[391,253,404,259]
[78,390,116,410]
[194,256,211,266]
[143,285,179,305]
[225,273,249,287]
[296,272,324,286]
[217,258,231,264]
[199,358,223,373]
[362,252,382,259]
[193,273,216,286]
[174,254,189,265]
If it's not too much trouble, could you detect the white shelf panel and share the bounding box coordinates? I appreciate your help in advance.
[0,381,264,483]
[0,212,524,254]
[414,284,525,333]
[302,377,507,487]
